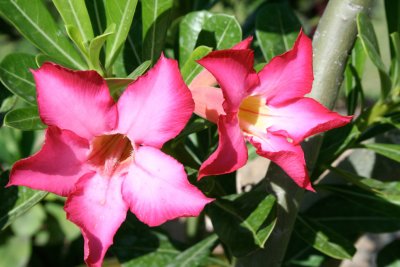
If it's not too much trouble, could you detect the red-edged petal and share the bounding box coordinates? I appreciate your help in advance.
[190,86,225,124]
[199,115,248,179]
[122,146,213,227]
[247,131,314,191]
[252,30,313,106]
[33,63,117,140]
[267,98,352,144]
[197,49,259,112]
[117,55,194,149]
[232,36,253,50]
[8,127,90,196]
[64,172,128,267]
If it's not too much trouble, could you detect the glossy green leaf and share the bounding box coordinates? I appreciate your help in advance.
[357,13,391,98]
[255,2,301,62]
[179,11,241,65]
[4,107,46,130]
[52,0,94,46]
[390,32,400,90]
[85,0,106,37]
[142,0,173,63]
[88,23,115,72]
[0,236,30,267]
[207,192,276,257]
[0,0,86,69]
[0,53,37,104]
[65,24,86,56]
[385,0,400,58]
[181,45,212,84]
[0,171,47,230]
[295,217,355,260]
[377,239,400,267]
[307,185,400,235]
[127,59,151,79]
[331,167,400,205]
[105,0,138,69]
[166,234,219,267]
[361,143,400,163]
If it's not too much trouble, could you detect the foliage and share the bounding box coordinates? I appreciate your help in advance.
[0,0,399,266]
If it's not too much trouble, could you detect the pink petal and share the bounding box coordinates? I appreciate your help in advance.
[252,30,313,106]
[33,63,117,140]
[190,86,225,124]
[199,114,248,179]
[117,55,194,149]
[122,146,213,227]
[8,127,90,196]
[64,172,128,267]
[197,50,259,111]
[267,98,352,144]
[232,36,253,50]
[189,69,218,89]
[247,131,314,191]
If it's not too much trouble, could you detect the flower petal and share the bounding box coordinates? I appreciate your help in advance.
[33,63,117,140]
[247,131,314,191]
[232,36,253,50]
[267,98,352,144]
[117,55,194,148]
[64,172,128,267]
[199,115,248,179]
[190,86,225,124]
[197,49,259,111]
[122,146,213,227]
[8,127,90,196]
[252,30,313,106]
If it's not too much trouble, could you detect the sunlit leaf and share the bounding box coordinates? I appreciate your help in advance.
[207,191,276,257]
[181,45,212,84]
[0,0,86,69]
[360,143,400,163]
[4,107,46,131]
[142,0,173,63]
[105,0,138,69]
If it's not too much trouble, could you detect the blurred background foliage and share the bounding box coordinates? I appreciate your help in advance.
[0,0,399,266]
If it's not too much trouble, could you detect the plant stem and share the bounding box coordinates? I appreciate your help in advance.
[236,1,374,266]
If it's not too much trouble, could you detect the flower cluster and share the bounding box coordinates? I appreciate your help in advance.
[8,31,351,266]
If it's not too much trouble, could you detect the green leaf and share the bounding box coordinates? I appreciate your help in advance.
[360,143,400,163]
[11,204,46,237]
[0,236,31,267]
[385,0,400,58]
[105,0,138,69]
[0,171,47,230]
[377,239,400,267]
[307,185,400,235]
[127,60,151,79]
[181,45,212,84]
[255,2,301,62]
[357,13,391,98]
[88,23,115,72]
[166,235,218,267]
[207,191,276,257]
[0,0,86,69]
[331,167,400,205]
[52,0,94,46]
[106,77,134,99]
[295,217,356,260]
[179,11,242,65]
[4,107,46,130]
[142,0,173,63]
[113,217,179,266]
[0,53,37,104]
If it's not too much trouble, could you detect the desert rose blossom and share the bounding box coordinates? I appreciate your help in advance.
[8,56,213,267]
[189,31,352,190]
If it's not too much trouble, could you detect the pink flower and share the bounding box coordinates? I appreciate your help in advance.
[189,31,352,191]
[8,56,213,267]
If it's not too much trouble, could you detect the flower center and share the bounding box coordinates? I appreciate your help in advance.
[238,95,271,136]
[87,134,134,177]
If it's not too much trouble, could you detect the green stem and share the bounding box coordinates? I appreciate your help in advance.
[236,1,374,266]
